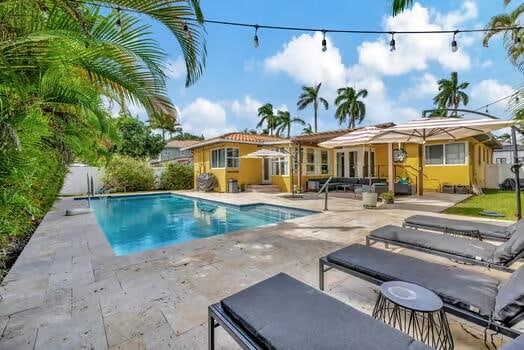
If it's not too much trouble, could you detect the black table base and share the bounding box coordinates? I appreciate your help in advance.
[373,293,454,350]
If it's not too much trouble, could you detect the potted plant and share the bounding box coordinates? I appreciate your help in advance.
[362,190,378,208]
[380,191,395,204]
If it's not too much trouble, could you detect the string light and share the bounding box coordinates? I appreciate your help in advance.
[321,31,327,52]
[451,30,458,52]
[389,32,396,52]
[115,7,122,30]
[253,25,259,48]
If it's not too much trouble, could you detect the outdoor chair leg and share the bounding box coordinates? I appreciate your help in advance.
[319,260,325,291]
[208,312,215,350]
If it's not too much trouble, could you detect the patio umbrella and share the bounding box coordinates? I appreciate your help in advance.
[368,117,516,196]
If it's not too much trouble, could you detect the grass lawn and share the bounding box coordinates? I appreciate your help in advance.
[443,189,524,221]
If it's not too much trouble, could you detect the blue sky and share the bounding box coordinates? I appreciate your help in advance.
[134,1,521,137]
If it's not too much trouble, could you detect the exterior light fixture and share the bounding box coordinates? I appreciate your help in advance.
[389,32,396,52]
[451,31,458,52]
[253,25,259,48]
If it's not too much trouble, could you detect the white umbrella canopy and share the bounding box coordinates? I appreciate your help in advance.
[241,149,288,158]
[318,127,385,148]
[368,118,515,144]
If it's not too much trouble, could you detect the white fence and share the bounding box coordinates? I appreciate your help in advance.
[485,164,514,189]
[60,164,164,195]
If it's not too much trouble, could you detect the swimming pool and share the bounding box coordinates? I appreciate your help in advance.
[90,194,315,256]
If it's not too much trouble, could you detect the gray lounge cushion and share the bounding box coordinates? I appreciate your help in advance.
[221,272,431,350]
[327,244,499,318]
[493,221,524,263]
[369,225,497,262]
[405,215,513,240]
[500,335,524,350]
[495,266,524,324]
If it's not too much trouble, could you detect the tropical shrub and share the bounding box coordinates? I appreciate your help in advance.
[103,156,155,192]
[160,163,194,190]
[113,116,165,159]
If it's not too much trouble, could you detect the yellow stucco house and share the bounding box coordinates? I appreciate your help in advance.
[183,125,501,194]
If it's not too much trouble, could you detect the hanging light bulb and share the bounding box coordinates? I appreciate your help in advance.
[115,7,122,30]
[485,106,489,114]
[389,32,396,52]
[253,25,259,48]
[321,31,327,52]
[183,22,190,38]
[451,31,458,52]
[516,94,520,104]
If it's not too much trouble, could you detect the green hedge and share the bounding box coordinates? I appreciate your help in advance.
[160,162,193,190]
[103,155,155,192]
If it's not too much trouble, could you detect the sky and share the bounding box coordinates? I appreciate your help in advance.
[130,1,522,138]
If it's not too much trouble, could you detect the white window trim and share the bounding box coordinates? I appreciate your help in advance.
[424,142,468,166]
[305,148,317,175]
[210,147,240,169]
[271,147,289,176]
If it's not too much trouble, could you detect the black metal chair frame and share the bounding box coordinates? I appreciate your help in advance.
[208,303,263,350]
[403,221,509,242]
[365,234,524,273]
[319,256,523,339]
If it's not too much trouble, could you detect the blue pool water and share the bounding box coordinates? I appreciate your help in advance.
[90,194,315,256]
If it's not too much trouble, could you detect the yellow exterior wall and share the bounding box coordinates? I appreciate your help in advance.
[193,142,262,192]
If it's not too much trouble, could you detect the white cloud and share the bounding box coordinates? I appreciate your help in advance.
[230,95,262,121]
[354,2,475,76]
[180,98,234,138]
[165,56,186,80]
[480,60,493,68]
[264,32,346,93]
[400,73,438,100]
[470,79,514,118]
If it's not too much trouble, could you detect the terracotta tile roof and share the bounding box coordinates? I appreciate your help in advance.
[182,132,289,150]
[165,140,201,149]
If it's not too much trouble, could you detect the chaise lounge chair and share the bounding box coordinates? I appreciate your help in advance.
[366,224,524,272]
[208,273,432,350]
[319,244,524,339]
[404,214,517,242]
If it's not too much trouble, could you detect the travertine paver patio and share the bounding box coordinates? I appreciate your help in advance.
[0,191,521,349]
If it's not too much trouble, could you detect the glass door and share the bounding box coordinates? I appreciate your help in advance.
[348,151,357,177]
[336,152,345,177]
[262,158,271,184]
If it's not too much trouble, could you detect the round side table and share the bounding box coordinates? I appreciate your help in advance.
[372,281,454,350]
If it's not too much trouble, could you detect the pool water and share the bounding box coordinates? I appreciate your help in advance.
[90,194,314,256]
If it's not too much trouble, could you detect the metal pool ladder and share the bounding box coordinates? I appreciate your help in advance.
[318,176,333,211]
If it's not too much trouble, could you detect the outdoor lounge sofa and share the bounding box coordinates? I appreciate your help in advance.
[319,244,524,338]
[365,224,524,272]
[208,272,432,350]
[403,214,516,242]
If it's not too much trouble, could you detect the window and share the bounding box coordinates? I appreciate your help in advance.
[211,148,239,168]
[211,149,225,168]
[226,148,239,168]
[306,149,316,174]
[321,150,329,174]
[425,143,466,165]
[496,158,507,164]
[272,148,289,176]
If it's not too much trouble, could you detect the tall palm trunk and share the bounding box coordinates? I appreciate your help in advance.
[313,101,318,133]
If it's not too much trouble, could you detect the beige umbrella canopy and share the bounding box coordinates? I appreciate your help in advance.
[241,149,289,158]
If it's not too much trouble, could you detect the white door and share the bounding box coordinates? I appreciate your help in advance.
[262,158,271,184]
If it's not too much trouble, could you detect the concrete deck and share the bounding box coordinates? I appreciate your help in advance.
[0,191,520,349]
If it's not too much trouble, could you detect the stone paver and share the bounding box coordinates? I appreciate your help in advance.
[0,191,519,349]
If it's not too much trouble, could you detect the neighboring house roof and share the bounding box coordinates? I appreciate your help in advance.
[493,144,524,152]
[182,132,290,150]
[165,140,200,149]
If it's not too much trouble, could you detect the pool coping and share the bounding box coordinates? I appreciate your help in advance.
[76,191,321,215]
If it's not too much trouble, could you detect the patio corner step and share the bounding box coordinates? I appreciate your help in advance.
[245,185,281,193]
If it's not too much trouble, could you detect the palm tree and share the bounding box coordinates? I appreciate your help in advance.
[302,124,313,135]
[483,2,524,72]
[334,87,368,128]
[296,83,329,133]
[392,0,414,15]
[433,72,469,116]
[256,103,278,135]
[274,111,305,138]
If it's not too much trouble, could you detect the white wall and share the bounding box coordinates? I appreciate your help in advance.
[485,164,514,189]
[61,165,104,195]
[61,165,165,195]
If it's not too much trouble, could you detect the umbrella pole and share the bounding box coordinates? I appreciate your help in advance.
[511,127,522,219]
[418,145,424,196]
[368,145,372,186]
